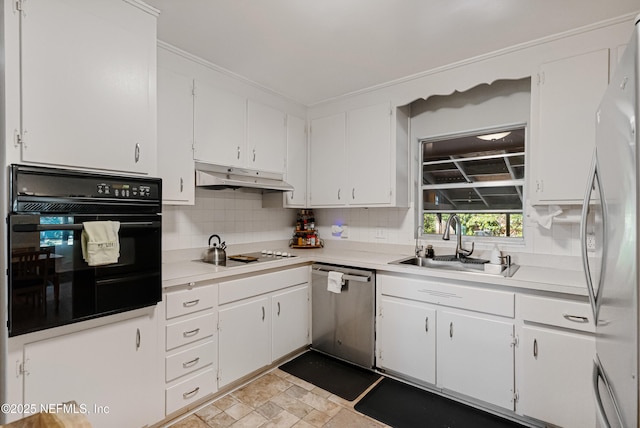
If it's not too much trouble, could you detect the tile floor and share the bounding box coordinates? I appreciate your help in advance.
[168,368,390,428]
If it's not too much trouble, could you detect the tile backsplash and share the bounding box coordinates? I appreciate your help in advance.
[162,188,296,251]
[163,192,583,258]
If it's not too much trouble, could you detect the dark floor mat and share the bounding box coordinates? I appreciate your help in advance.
[355,377,526,428]
[279,350,381,401]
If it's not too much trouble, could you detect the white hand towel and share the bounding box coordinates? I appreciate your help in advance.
[327,271,343,293]
[81,221,121,266]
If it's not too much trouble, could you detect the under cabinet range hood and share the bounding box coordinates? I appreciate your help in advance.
[194,161,294,192]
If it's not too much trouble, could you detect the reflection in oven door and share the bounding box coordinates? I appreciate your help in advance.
[9,214,161,336]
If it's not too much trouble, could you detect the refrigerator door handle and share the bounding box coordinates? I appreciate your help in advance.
[592,356,623,428]
[581,149,607,324]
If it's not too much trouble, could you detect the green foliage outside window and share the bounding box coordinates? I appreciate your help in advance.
[423,213,523,238]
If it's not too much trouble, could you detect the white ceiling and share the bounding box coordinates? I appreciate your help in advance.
[145,0,639,106]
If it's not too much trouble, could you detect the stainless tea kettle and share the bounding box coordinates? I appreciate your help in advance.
[202,234,227,265]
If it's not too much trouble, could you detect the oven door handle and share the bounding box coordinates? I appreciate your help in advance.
[12,221,161,232]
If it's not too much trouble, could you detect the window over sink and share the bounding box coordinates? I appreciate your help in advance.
[419,125,525,238]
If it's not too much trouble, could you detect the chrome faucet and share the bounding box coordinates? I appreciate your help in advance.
[442,214,474,258]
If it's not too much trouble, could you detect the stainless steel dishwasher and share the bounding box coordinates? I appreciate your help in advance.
[311,263,375,369]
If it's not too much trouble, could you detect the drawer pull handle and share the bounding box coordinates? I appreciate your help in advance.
[183,299,200,308]
[449,322,453,338]
[182,357,200,368]
[562,313,589,323]
[262,306,265,321]
[183,328,200,338]
[135,328,141,351]
[533,339,538,358]
[183,387,200,399]
[277,302,281,316]
[425,316,429,332]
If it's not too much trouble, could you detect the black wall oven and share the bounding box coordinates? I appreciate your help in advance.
[8,164,162,336]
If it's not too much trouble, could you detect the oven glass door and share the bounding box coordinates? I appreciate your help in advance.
[9,214,161,336]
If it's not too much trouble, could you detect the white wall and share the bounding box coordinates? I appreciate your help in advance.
[162,188,296,251]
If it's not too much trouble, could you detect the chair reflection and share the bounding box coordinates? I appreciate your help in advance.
[12,249,59,315]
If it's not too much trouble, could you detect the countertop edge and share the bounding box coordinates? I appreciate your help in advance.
[163,249,589,297]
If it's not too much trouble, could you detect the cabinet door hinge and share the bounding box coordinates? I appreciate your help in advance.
[217,369,221,384]
[511,335,519,348]
[14,131,23,148]
[512,390,519,404]
[191,80,197,96]
[17,358,29,376]
[15,0,23,12]
[537,72,545,86]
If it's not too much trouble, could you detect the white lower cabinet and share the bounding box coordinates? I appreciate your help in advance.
[376,273,515,411]
[518,295,596,428]
[163,281,218,417]
[437,310,515,410]
[272,285,311,361]
[219,296,271,387]
[218,266,310,388]
[377,296,436,384]
[23,314,160,428]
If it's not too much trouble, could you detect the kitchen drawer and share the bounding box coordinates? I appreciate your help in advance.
[378,273,515,318]
[166,282,218,320]
[165,368,217,415]
[166,340,216,382]
[219,266,309,305]
[166,312,216,351]
[519,294,594,333]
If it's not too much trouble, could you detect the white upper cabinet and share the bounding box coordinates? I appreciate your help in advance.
[157,66,195,205]
[284,115,308,207]
[309,103,408,208]
[19,0,157,174]
[530,49,610,204]
[309,113,347,206]
[193,84,288,174]
[347,103,393,206]
[247,100,286,173]
[193,80,247,167]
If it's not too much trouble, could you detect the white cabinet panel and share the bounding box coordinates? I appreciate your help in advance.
[532,49,609,204]
[165,312,216,351]
[166,340,216,383]
[247,100,286,173]
[158,66,195,204]
[284,115,308,207]
[377,297,436,384]
[309,113,347,206]
[20,0,156,174]
[23,315,159,428]
[347,103,392,205]
[165,283,217,320]
[165,368,217,416]
[272,285,309,360]
[437,310,515,410]
[520,326,595,428]
[193,80,247,167]
[218,297,271,387]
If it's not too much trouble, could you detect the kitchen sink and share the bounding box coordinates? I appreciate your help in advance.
[389,255,519,277]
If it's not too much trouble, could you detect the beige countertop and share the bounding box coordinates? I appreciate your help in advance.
[163,243,588,297]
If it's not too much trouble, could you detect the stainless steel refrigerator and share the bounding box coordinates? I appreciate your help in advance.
[582,14,640,428]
